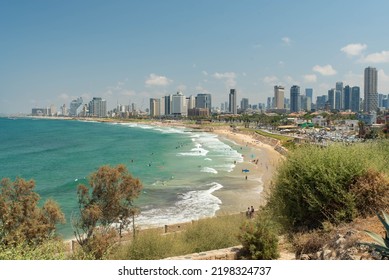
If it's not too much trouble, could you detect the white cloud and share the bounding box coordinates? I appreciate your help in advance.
[263,75,278,84]
[359,51,389,63]
[282,37,291,45]
[145,73,173,87]
[58,93,69,101]
[303,74,317,83]
[195,85,210,93]
[202,70,208,76]
[177,84,187,92]
[313,64,337,76]
[212,72,237,88]
[341,43,367,56]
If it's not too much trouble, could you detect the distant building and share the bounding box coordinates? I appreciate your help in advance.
[351,86,360,112]
[164,95,172,115]
[31,108,50,116]
[343,85,351,111]
[195,93,212,114]
[335,82,343,110]
[172,91,187,116]
[274,86,285,109]
[328,89,335,110]
[89,97,107,117]
[364,66,378,112]
[290,85,300,113]
[69,97,83,117]
[240,98,249,112]
[149,98,161,117]
[229,89,237,114]
[188,95,196,110]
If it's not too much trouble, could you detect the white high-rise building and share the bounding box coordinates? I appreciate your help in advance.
[274,85,285,109]
[172,91,187,116]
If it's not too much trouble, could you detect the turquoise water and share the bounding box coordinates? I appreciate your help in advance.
[0,118,245,238]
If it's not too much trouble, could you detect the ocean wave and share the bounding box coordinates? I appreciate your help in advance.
[200,167,218,174]
[135,182,223,228]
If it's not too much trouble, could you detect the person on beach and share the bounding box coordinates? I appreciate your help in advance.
[250,206,255,218]
[246,207,251,218]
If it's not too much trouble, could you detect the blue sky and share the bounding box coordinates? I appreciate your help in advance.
[2,0,389,114]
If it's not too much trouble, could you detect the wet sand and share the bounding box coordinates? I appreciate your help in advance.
[210,127,284,215]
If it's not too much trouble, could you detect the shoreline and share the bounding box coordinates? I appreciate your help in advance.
[21,117,283,234]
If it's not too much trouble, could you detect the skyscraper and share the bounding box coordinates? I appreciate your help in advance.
[343,85,351,111]
[328,89,335,110]
[172,91,187,116]
[351,86,360,112]
[69,97,83,117]
[240,98,249,111]
[195,93,212,113]
[290,85,300,113]
[364,67,378,112]
[335,82,343,110]
[274,85,285,109]
[149,98,161,116]
[89,97,107,117]
[229,89,237,114]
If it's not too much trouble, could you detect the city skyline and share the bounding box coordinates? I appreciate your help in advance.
[2,1,389,114]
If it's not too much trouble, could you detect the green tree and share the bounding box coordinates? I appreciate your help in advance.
[73,164,143,258]
[0,178,65,246]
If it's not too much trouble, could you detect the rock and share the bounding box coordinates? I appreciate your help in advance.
[300,254,310,260]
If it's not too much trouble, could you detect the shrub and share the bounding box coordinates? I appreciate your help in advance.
[0,239,66,260]
[238,214,279,260]
[350,170,389,217]
[268,142,389,231]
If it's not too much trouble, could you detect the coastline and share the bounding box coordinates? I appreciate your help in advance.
[23,116,283,227]
[210,127,283,214]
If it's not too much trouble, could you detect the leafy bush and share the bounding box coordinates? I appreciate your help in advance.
[350,170,389,217]
[0,239,66,260]
[268,142,389,231]
[112,215,242,260]
[238,214,279,260]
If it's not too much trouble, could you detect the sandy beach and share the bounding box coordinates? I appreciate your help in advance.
[209,127,284,214]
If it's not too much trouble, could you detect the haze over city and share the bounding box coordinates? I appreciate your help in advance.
[2,0,389,114]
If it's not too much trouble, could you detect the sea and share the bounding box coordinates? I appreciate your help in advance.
[0,117,255,239]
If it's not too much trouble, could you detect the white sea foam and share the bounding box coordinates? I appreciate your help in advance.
[135,182,223,228]
[204,158,212,161]
[201,167,218,174]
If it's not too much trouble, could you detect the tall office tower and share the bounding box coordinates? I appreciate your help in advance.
[229,89,237,114]
[328,89,335,110]
[316,95,328,110]
[196,93,212,113]
[364,66,378,112]
[335,82,343,110]
[351,86,360,112]
[343,85,352,110]
[221,102,225,112]
[188,95,196,110]
[290,85,300,113]
[149,98,161,116]
[164,94,172,115]
[240,98,249,111]
[378,93,385,108]
[69,97,83,117]
[172,91,187,116]
[305,88,313,109]
[266,97,272,109]
[274,85,285,109]
[89,97,107,117]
